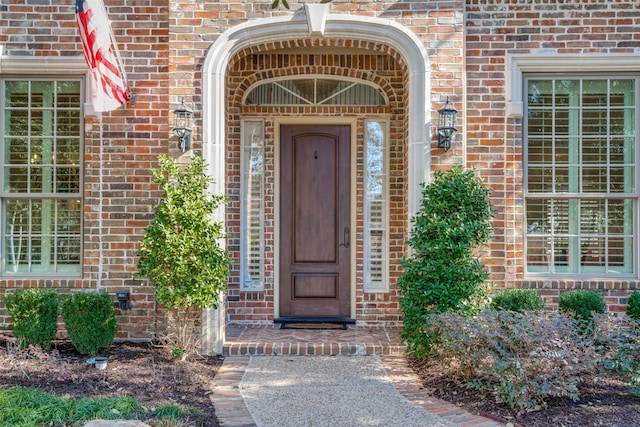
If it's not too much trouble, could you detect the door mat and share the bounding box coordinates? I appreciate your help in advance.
[280,322,348,330]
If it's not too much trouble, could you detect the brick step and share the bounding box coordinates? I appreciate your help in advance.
[223,341,407,356]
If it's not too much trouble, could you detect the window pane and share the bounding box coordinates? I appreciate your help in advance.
[2,79,82,275]
[364,120,388,292]
[240,120,264,290]
[525,77,636,276]
[245,77,387,106]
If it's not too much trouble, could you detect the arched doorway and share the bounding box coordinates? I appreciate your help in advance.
[201,11,431,352]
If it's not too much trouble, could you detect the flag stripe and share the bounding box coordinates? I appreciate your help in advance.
[76,0,130,112]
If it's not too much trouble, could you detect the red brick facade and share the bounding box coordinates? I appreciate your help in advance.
[1,0,639,341]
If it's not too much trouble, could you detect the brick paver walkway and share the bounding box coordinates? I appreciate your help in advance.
[210,325,506,427]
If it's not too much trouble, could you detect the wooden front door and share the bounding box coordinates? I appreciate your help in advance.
[279,125,351,319]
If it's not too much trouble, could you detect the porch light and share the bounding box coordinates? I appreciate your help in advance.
[173,98,192,152]
[437,97,458,152]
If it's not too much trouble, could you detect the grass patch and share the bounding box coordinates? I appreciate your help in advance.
[154,403,202,419]
[0,386,155,426]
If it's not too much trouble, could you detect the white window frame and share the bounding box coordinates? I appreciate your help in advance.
[363,119,389,292]
[506,54,640,279]
[240,119,265,290]
[1,60,87,277]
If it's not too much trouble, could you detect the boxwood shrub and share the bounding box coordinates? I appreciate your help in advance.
[559,290,606,322]
[627,291,640,320]
[3,289,60,349]
[61,292,117,355]
[490,289,545,313]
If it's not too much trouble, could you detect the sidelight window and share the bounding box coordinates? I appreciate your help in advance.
[240,120,265,290]
[364,120,389,291]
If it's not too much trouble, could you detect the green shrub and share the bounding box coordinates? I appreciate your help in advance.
[626,291,640,320]
[61,292,117,355]
[559,290,606,322]
[428,309,598,414]
[3,289,60,349]
[398,165,494,356]
[137,155,231,359]
[490,289,544,313]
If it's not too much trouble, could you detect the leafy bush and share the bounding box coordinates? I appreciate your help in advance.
[398,165,494,356]
[61,292,117,355]
[3,289,60,349]
[593,314,640,385]
[490,289,544,313]
[626,291,640,320]
[559,290,606,322]
[137,155,231,359]
[428,309,598,414]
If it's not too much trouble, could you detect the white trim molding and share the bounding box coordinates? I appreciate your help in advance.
[0,46,95,115]
[507,53,640,118]
[0,47,87,74]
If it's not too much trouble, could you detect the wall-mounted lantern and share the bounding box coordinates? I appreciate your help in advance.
[116,292,130,310]
[437,97,458,152]
[173,98,192,152]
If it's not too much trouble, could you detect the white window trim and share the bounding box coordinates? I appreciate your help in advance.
[363,119,390,293]
[1,76,85,277]
[507,53,640,118]
[523,75,639,278]
[1,45,95,115]
[240,119,265,290]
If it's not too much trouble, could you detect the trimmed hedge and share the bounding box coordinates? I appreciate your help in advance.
[3,289,60,349]
[61,292,117,355]
[559,290,606,322]
[627,291,640,320]
[490,289,544,313]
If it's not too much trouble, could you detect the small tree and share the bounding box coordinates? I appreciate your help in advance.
[137,155,231,359]
[398,165,494,356]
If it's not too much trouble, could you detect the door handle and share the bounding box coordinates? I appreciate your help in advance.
[339,227,350,248]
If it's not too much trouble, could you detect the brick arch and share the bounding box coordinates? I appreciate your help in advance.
[227,37,407,112]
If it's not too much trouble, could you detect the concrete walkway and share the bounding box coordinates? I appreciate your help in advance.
[211,355,507,427]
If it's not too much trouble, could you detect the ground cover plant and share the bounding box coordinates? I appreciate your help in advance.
[411,309,640,426]
[0,336,222,426]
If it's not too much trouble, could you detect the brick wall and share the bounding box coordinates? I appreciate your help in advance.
[0,0,170,340]
[465,0,640,310]
[3,0,635,336]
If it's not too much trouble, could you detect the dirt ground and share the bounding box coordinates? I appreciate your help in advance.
[0,336,222,427]
[410,357,640,427]
[3,334,640,427]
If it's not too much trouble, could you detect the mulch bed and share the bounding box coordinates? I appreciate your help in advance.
[0,336,222,426]
[410,357,640,427]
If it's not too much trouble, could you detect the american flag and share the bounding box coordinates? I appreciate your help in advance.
[76,0,131,112]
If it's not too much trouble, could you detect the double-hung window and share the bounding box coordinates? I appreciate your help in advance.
[2,79,83,275]
[525,77,637,276]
